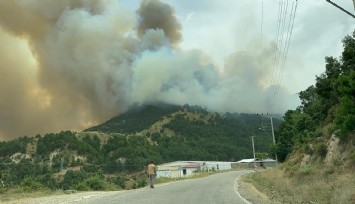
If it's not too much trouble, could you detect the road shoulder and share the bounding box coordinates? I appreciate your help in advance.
[237,173,272,204]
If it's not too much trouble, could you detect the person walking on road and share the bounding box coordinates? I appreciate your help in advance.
[147,160,157,188]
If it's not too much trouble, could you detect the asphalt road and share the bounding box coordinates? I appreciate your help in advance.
[82,170,253,204]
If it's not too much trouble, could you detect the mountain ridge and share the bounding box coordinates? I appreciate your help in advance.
[0,103,281,192]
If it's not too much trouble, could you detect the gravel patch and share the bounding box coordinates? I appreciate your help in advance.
[3,191,122,204]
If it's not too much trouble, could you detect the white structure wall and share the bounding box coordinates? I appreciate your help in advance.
[157,161,233,178]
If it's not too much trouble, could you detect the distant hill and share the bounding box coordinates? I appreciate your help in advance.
[0,103,281,192]
[84,103,182,134]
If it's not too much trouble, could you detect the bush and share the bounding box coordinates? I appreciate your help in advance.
[349,151,355,167]
[20,177,44,192]
[138,179,147,188]
[298,165,313,176]
[114,176,126,189]
[315,143,328,158]
[82,164,99,173]
[74,182,90,191]
[301,144,313,155]
[78,176,107,191]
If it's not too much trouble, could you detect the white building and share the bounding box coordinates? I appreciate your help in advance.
[156,161,233,178]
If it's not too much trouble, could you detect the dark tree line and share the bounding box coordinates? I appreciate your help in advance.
[275,31,355,162]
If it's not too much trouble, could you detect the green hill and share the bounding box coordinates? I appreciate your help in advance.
[0,103,281,193]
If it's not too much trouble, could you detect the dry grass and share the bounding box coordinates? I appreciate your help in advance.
[243,167,355,204]
[0,188,64,202]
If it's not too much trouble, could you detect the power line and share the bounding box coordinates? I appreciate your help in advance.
[266,1,283,110]
[259,0,264,95]
[271,0,298,114]
[267,0,289,111]
[266,0,298,114]
[326,0,355,18]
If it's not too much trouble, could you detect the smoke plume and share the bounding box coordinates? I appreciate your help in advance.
[0,0,298,140]
[137,0,182,45]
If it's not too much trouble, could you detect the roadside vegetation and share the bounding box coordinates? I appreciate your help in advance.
[0,168,228,202]
[242,31,355,203]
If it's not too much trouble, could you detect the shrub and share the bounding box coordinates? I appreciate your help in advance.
[298,165,313,176]
[81,176,107,191]
[20,177,44,192]
[114,176,126,189]
[315,143,328,158]
[301,144,313,155]
[349,151,355,167]
[138,179,147,188]
[75,182,90,191]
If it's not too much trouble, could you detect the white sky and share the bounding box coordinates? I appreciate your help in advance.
[126,0,354,94]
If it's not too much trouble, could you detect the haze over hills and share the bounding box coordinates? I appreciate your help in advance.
[0,103,280,191]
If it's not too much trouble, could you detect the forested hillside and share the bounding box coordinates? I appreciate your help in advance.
[274,31,355,163]
[246,31,355,204]
[0,104,280,192]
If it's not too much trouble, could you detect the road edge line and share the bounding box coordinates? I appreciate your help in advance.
[234,176,252,204]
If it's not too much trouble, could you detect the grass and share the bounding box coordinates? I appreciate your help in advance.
[0,188,65,202]
[242,167,355,204]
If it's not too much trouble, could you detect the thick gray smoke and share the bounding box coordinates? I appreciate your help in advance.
[0,0,298,140]
[137,0,182,45]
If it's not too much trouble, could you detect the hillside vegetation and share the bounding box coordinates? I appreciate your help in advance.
[0,103,280,199]
[243,31,355,203]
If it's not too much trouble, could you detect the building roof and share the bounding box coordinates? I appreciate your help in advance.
[157,161,233,168]
[158,161,201,168]
[236,158,276,163]
[236,159,256,163]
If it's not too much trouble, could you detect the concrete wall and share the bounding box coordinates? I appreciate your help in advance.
[201,162,232,171]
[157,165,199,178]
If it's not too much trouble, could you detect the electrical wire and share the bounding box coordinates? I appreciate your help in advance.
[266,0,298,115]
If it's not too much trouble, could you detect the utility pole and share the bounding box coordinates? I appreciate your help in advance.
[251,136,256,170]
[269,117,278,166]
[259,114,278,165]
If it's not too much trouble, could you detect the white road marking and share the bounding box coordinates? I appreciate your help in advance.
[234,177,252,204]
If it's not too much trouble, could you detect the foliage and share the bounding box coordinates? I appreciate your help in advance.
[0,136,30,157]
[275,31,355,162]
[20,177,45,192]
[0,103,282,192]
[297,165,314,176]
[349,150,355,167]
[315,143,327,158]
[75,176,107,191]
[255,152,268,160]
[85,103,181,134]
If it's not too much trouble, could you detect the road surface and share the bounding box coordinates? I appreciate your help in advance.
[84,170,252,204]
[6,170,254,204]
